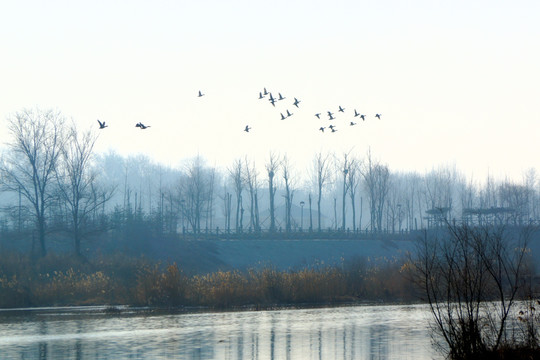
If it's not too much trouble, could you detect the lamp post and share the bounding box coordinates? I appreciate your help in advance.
[300,201,305,231]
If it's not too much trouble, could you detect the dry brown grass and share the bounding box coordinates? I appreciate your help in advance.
[0,251,417,308]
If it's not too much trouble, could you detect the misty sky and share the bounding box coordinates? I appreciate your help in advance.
[0,0,538,181]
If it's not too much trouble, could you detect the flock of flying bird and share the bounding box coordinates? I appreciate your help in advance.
[95,89,382,134]
[96,119,151,130]
[250,87,382,134]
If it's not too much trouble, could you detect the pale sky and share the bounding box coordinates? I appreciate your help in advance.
[0,0,538,182]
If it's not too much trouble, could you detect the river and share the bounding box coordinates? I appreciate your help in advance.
[0,304,440,359]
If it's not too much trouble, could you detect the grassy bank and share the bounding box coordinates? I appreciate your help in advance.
[0,252,417,309]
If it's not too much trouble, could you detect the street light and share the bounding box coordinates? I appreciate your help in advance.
[300,201,305,231]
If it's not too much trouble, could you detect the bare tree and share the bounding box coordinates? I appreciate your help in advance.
[523,168,539,222]
[385,174,404,233]
[219,184,233,234]
[346,158,361,232]
[423,166,460,227]
[312,152,332,232]
[243,157,260,232]
[338,152,351,231]
[176,156,215,233]
[205,168,216,231]
[281,155,296,232]
[228,159,244,232]
[0,108,65,257]
[308,193,313,231]
[412,224,532,359]
[265,153,280,232]
[522,169,538,223]
[360,150,390,232]
[498,181,530,226]
[55,123,114,256]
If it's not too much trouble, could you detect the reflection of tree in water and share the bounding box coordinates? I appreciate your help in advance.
[3,306,435,359]
[369,324,389,359]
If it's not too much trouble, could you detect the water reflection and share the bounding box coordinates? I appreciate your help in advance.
[0,304,439,359]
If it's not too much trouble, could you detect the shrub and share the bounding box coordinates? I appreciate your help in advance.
[411,224,535,359]
[135,263,188,306]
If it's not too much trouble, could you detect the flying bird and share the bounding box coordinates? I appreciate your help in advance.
[136,122,151,129]
[315,113,321,119]
[268,93,276,106]
[327,111,335,120]
[280,113,286,120]
[331,127,337,133]
[278,93,286,101]
[360,114,366,121]
[244,125,251,132]
[293,97,301,108]
[350,121,357,126]
[286,109,293,117]
[328,124,336,130]
[97,119,108,129]
[263,87,268,95]
[338,106,345,113]
[319,127,326,132]
[198,90,205,97]
[375,114,381,119]
[258,92,264,99]
[354,109,360,117]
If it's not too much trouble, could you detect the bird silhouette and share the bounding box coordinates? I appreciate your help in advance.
[350,121,357,126]
[136,122,151,129]
[286,109,293,117]
[263,88,268,95]
[338,106,345,113]
[328,124,336,130]
[375,114,381,119]
[278,93,286,101]
[315,113,321,119]
[97,119,108,129]
[319,127,326,132]
[258,92,264,99]
[244,125,251,132]
[198,90,205,97]
[293,97,301,108]
[280,113,286,120]
[360,114,366,121]
[331,127,337,132]
[354,109,360,117]
[327,111,335,120]
[268,93,276,106]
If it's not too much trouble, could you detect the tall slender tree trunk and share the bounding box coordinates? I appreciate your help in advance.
[309,194,313,232]
[317,192,322,231]
[254,193,260,231]
[351,193,356,232]
[269,171,276,232]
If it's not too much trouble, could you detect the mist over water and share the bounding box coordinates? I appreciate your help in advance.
[0,304,439,359]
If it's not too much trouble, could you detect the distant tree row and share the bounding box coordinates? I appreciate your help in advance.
[0,108,539,257]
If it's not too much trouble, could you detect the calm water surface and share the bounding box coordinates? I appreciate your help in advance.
[0,304,440,359]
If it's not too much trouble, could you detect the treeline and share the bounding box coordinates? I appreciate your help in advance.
[0,108,539,258]
[0,251,414,309]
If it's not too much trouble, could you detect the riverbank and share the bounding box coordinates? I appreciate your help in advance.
[126,236,416,274]
[0,251,416,309]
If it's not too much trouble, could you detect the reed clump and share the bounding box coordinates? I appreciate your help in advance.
[0,251,417,308]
